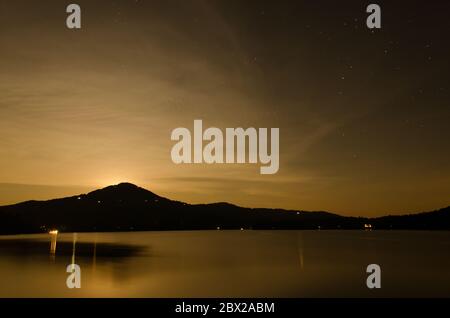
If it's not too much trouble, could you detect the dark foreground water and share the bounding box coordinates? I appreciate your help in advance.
[0,230,449,297]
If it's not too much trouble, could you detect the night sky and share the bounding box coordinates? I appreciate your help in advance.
[0,0,449,216]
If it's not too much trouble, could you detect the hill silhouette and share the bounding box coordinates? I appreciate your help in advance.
[0,183,449,234]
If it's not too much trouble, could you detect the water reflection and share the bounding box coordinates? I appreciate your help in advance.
[0,235,147,262]
[297,232,304,270]
[49,232,57,261]
[70,233,77,270]
[0,231,450,297]
[93,240,97,272]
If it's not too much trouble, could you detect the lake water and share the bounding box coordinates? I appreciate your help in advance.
[0,230,449,297]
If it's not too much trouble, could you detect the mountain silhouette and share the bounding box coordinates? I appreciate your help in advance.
[0,182,449,234]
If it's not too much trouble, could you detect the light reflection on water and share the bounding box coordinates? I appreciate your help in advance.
[0,230,449,297]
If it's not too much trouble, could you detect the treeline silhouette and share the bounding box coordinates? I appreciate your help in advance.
[0,183,449,234]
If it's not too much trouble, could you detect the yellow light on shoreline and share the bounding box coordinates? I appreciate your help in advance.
[49,230,59,235]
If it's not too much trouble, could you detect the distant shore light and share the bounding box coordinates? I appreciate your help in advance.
[49,230,59,235]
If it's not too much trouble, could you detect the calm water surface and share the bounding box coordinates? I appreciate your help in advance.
[0,230,449,297]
